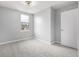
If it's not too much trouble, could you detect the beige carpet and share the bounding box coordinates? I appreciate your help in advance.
[0,39,77,57]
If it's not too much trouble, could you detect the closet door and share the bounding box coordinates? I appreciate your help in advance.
[61,9,78,48]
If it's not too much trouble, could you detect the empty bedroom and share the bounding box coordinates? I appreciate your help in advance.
[0,0,79,57]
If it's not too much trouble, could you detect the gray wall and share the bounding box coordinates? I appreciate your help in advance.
[50,7,56,43]
[55,2,78,43]
[0,7,34,43]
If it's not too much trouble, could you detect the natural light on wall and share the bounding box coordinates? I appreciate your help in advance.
[35,16,42,24]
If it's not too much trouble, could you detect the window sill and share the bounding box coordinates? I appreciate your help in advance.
[20,30,30,32]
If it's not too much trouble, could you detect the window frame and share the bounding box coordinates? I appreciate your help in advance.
[20,14,30,32]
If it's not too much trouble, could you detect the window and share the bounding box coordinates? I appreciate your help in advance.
[20,14,30,31]
[21,14,29,22]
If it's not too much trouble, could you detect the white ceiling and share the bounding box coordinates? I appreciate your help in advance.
[0,1,77,14]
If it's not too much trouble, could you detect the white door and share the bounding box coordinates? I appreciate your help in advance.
[61,9,78,48]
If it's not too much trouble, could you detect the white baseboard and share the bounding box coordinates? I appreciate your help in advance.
[51,41,77,50]
[0,36,34,45]
[51,41,60,44]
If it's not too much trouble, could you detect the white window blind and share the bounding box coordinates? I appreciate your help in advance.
[21,14,29,22]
